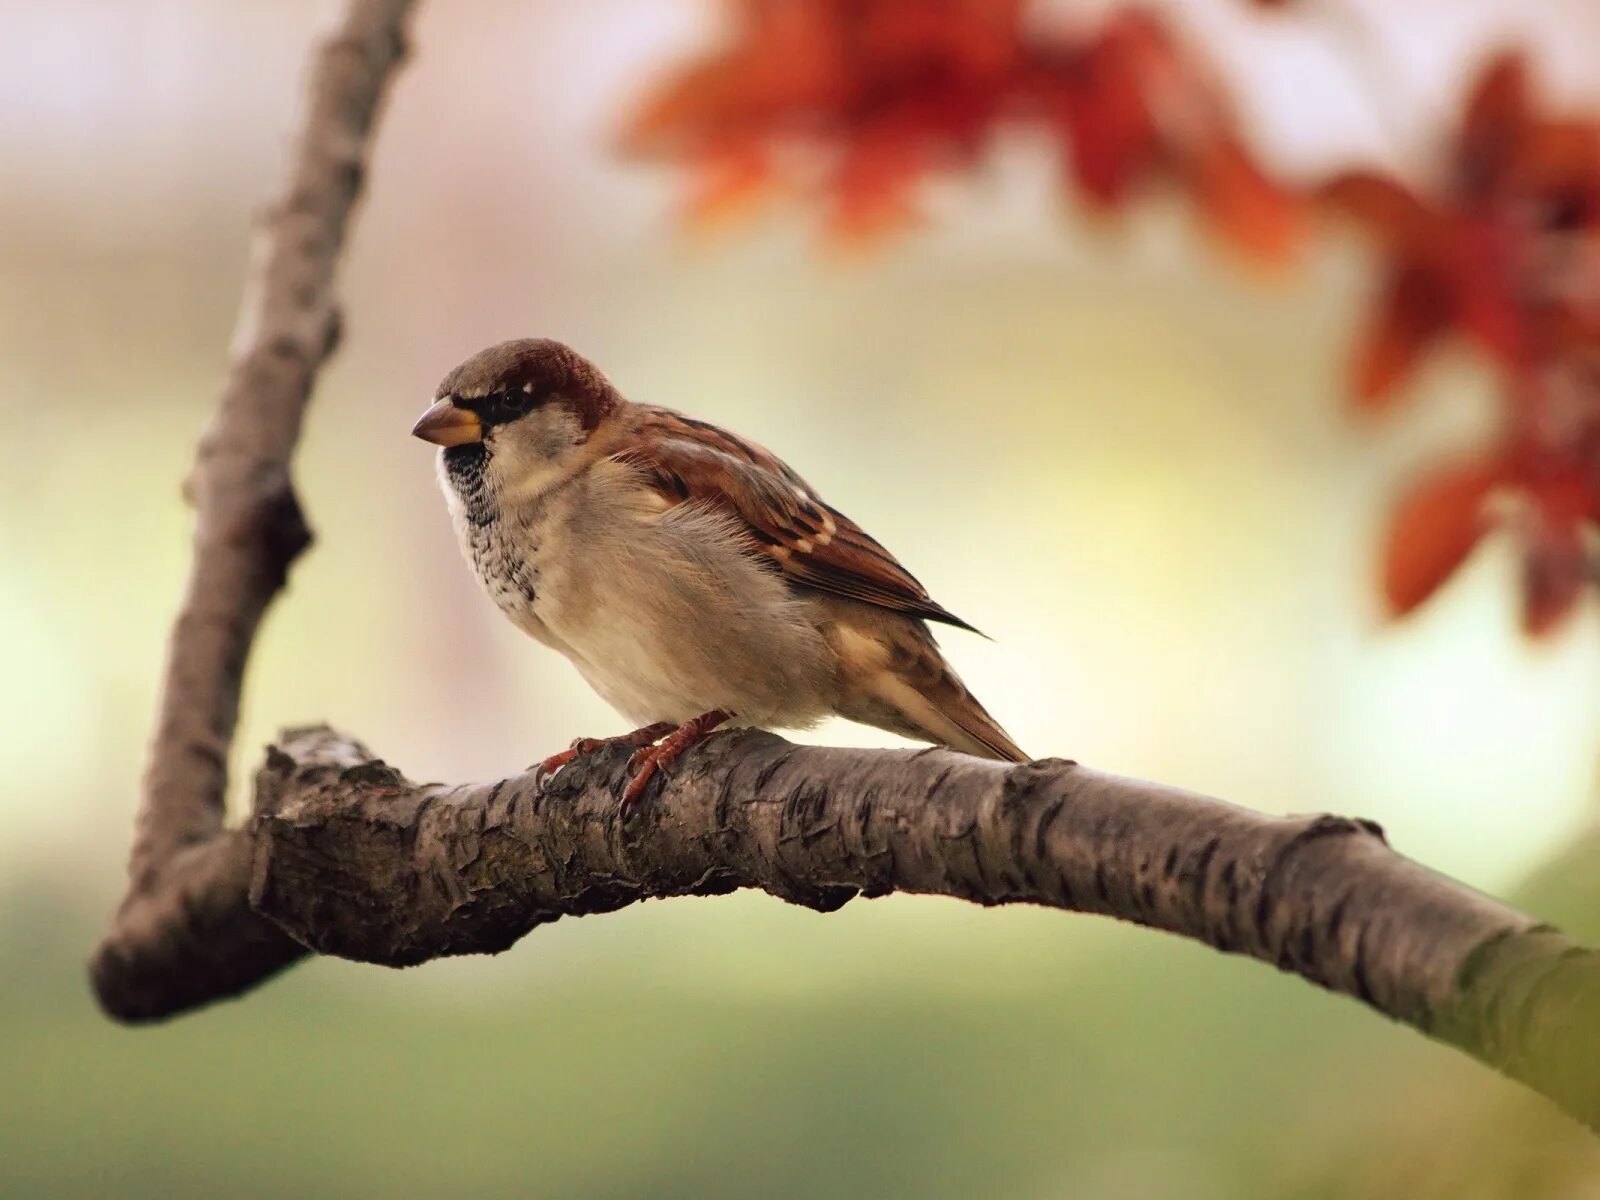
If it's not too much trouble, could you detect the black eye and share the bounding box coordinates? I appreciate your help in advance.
[487,388,534,423]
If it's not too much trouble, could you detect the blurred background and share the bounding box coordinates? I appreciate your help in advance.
[4,0,1600,1196]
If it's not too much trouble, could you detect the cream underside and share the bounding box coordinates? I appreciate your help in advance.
[440,440,1009,759]
[455,457,841,728]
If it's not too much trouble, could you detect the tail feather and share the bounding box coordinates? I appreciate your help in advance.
[938,695,1028,762]
[829,609,1029,763]
[917,673,1029,763]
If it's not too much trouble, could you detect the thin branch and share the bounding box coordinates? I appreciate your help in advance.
[93,0,417,1006]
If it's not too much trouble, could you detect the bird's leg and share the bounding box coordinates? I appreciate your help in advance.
[538,722,676,776]
[621,710,731,807]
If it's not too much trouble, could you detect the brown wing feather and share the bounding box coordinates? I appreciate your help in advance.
[612,408,981,633]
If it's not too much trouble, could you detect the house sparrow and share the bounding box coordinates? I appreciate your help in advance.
[413,338,1026,802]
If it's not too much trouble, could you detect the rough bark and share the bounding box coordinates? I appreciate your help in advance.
[90,0,1600,1142]
[92,0,416,1012]
[100,721,1600,1133]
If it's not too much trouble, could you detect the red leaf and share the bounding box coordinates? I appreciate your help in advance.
[1189,137,1302,265]
[828,124,926,242]
[1319,172,1432,244]
[1464,54,1529,135]
[1382,461,1503,617]
[1516,120,1600,198]
[1449,217,1526,365]
[683,142,775,229]
[1521,517,1586,636]
[1459,53,1531,196]
[1044,40,1157,206]
[1352,263,1454,407]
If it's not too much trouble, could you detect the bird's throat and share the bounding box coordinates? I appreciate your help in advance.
[443,442,495,527]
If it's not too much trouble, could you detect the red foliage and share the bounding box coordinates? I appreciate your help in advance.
[1381,459,1504,619]
[1033,12,1299,262]
[1324,59,1596,404]
[630,8,1598,634]
[1330,55,1600,630]
[627,1,1301,259]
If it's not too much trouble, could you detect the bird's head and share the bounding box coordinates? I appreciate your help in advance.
[412,338,621,492]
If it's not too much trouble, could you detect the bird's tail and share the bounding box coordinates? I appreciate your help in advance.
[834,615,1029,763]
[917,669,1029,763]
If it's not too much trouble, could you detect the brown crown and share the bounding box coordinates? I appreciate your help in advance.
[436,338,620,431]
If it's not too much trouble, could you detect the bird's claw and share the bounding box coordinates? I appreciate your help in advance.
[535,713,729,808]
[617,710,731,811]
[537,724,676,780]
[536,744,583,776]
[620,746,668,809]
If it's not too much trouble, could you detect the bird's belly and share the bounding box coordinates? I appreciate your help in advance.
[532,508,839,729]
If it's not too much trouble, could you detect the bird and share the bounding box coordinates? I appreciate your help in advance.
[412,338,1027,803]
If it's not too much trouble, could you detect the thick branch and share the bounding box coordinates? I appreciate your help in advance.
[95,0,416,1001]
[106,723,1600,1132]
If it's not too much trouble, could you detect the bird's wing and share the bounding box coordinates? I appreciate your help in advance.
[611,407,980,633]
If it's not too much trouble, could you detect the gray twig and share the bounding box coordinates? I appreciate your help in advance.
[92,0,418,1020]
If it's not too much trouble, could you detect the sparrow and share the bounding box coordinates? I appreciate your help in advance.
[412,338,1027,803]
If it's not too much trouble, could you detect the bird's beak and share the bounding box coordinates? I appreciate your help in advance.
[411,398,483,447]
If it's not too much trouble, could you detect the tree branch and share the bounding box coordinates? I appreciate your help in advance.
[104,722,1600,1134]
[92,0,417,1011]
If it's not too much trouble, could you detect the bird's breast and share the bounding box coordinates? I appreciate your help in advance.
[440,446,553,635]
[442,458,839,727]
[468,518,541,608]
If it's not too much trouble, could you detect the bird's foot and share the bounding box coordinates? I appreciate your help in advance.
[621,710,731,808]
[538,722,676,777]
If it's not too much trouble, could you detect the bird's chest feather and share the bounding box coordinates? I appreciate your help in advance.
[439,448,675,657]
[440,449,835,725]
[441,445,552,639]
